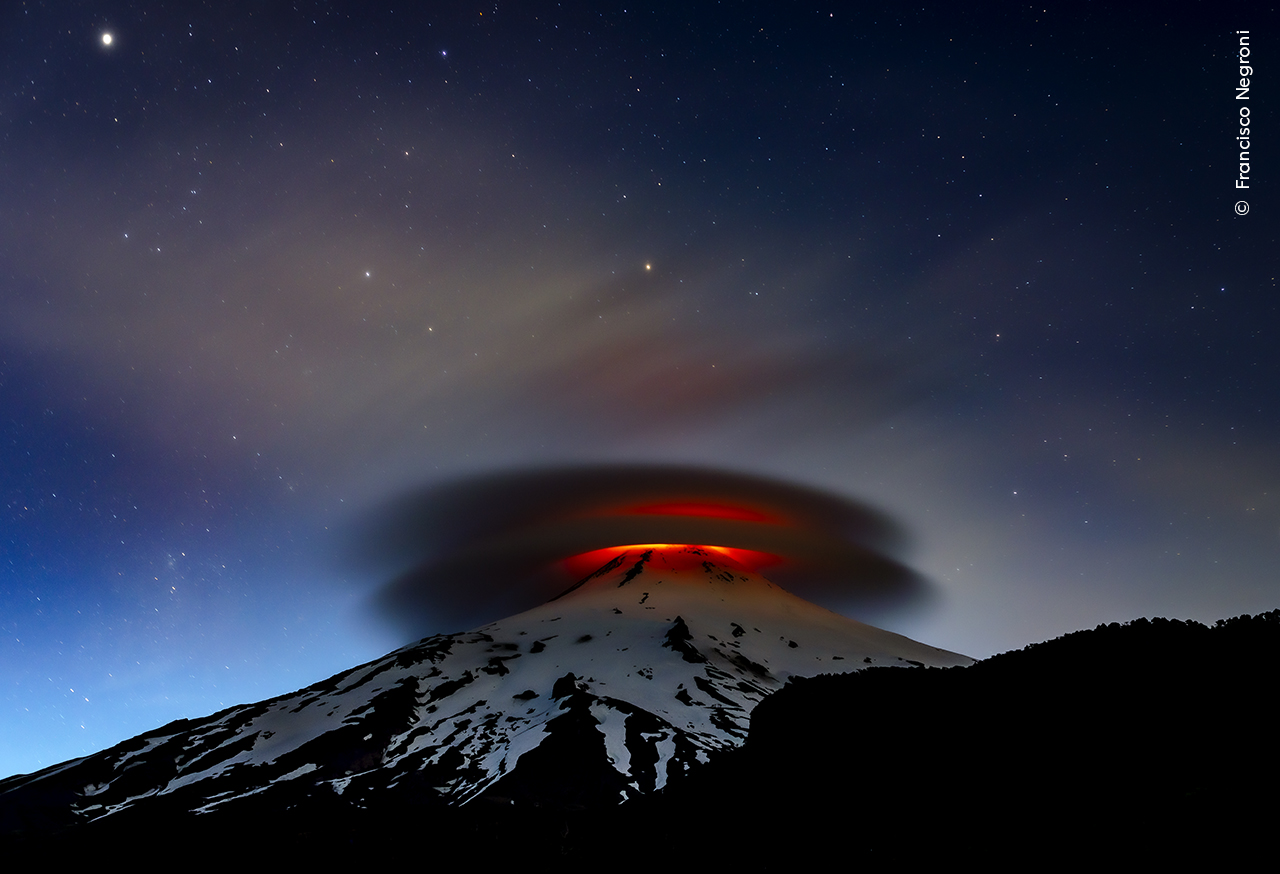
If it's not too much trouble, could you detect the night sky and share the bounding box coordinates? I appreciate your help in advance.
[2,1,1275,779]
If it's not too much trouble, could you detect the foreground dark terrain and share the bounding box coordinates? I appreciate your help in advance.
[637,609,1280,866]
[5,610,1277,865]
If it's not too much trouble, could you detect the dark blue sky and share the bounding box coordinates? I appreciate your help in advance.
[2,1,1275,777]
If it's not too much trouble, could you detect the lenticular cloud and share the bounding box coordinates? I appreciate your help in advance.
[353,464,932,639]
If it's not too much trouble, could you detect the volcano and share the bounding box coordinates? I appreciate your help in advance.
[0,545,970,837]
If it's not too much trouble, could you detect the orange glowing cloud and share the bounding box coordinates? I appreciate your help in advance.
[560,544,781,579]
[355,464,927,638]
[618,502,779,523]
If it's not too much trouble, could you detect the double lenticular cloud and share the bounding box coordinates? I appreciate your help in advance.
[355,465,932,640]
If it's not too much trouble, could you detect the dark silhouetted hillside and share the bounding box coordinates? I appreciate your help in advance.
[613,610,1280,866]
[7,610,1277,867]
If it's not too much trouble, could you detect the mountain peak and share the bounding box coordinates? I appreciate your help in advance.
[0,545,970,832]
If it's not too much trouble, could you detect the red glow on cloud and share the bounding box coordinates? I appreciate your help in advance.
[620,502,778,523]
[561,543,781,579]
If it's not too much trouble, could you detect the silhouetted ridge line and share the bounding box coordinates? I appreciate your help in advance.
[630,609,1280,866]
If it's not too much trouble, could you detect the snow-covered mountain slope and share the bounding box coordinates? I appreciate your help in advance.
[0,546,971,828]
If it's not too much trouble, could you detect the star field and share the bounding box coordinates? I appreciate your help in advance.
[0,2,1275,777]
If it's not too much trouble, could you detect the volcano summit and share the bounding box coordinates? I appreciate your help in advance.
[0,545,970,836]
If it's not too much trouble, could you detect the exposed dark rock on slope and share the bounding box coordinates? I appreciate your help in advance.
[8,546,1272,866]
[612,610,1280,867]
[0,545,967,854]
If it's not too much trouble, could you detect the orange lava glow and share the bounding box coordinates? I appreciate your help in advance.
[562,543,782,579]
